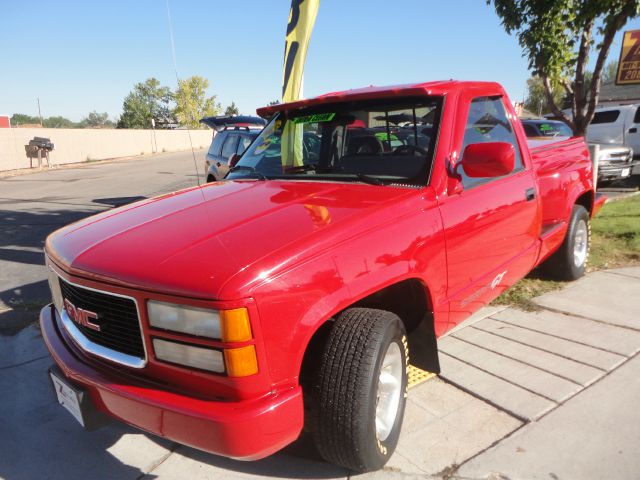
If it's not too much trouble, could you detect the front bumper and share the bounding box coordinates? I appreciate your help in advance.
[598,163,635,180]
[40,304,304,460]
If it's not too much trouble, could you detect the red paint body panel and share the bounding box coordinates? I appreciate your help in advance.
[41,80,596,460]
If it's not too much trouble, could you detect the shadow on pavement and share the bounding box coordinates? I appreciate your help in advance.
[145,433,348,479]
[0,279,49,335]
[0,207,100,335]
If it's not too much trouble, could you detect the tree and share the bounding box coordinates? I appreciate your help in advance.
[490,0,640,136]
[224,101,239,116]
[80,111,112,128]
[118,78,173,129]
[42,116,76,128]
[10,113,40,126]
[603,60,619,83]
[524,76,565,116]
[173,76,221,128]
[268,100,280,106]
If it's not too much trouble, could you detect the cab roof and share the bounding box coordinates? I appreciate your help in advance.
[256,80,502,117]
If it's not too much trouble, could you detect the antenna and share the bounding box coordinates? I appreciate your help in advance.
[166,0,201,187]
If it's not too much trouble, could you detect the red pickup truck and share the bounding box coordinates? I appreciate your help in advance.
[41,81,604,472]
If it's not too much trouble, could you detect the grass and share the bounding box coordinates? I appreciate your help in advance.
[589,193,640,269]
[493,193,640,310]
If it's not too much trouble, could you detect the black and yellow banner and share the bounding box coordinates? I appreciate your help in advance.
[282,0,320,102]
[281,0,320,167]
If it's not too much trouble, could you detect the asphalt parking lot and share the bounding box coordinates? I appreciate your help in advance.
[1,154,639,479]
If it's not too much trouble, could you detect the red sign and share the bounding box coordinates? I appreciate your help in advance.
[0,115,10,128]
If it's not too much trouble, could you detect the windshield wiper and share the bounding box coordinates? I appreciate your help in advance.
[283,164,317,174]
[337,172,386,186]
[228,165,268,180]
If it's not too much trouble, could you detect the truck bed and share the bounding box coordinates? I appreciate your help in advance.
[528,136,593,264]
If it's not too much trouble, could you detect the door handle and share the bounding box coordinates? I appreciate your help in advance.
[629,127,638,133]
[525,188,536,201]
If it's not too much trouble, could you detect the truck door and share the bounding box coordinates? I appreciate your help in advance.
[438,94,540,327]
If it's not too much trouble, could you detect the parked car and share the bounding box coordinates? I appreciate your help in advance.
[42,81,604,473]
[585,104,640,157]
[199,116,266,182]
[521,119,634,184]
[591,144,635,184]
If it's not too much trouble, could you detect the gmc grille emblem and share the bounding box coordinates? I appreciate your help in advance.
[64,299,101,332]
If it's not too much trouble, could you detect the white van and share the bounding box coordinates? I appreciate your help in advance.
[586,104,640,157]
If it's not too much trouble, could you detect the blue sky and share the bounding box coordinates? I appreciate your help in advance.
[1,1,638,122]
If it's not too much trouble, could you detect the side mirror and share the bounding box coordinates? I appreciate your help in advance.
[461,142,515,178]
[229,153,241,168]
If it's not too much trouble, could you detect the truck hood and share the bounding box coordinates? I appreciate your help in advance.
[47,180,416,299]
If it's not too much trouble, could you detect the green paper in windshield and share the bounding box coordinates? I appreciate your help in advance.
[375,132,399,142]
[292,113,336,124]
[539,124,552,131]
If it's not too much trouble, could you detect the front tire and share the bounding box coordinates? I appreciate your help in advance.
[542,205,590,280]
[310,308,408,472]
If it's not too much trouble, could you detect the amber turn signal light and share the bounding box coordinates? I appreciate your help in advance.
[220,308,252,343]
[224,346,259,377]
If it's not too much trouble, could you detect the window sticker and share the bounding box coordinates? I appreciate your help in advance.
[539,124,552,132]
[374,132,399,142]
[292,113,336,124]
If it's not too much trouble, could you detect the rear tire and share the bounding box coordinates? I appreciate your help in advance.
[310,308,408,472]
[541,205,590,280]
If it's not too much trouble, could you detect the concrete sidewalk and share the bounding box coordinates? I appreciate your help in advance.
[1,267,639,480]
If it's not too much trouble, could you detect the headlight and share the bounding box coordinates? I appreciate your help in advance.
[147,301,253,342]
[147,300,222,338]
[153,338,224,373]
[47,267,64,314]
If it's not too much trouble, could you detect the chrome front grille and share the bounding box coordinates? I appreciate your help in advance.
[58,277,146,367]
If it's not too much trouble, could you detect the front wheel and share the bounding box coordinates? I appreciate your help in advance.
[310,308,408,472]
[541,205,590,280]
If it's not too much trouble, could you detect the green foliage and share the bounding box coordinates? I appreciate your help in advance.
[525,76,565,115]
[590,193,640,269]
[12,113,77,128]
[79,111,113,128]
[43,116,76,128]
[10,113,40,126]
[173,76,221,128]
[118,78,173,129]
[224,101,240,116]
[490,0,639,135]
[602,60,619,84]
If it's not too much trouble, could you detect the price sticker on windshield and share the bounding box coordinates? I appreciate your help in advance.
[292,113,336,124]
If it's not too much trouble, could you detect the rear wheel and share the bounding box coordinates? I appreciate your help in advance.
[541,205,590,280]
[310,308,408,472]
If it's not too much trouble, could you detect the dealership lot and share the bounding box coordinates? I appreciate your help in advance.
[1,154,639,479]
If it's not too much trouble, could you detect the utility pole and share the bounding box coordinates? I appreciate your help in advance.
[538,99,543,118]
[37,98,43,126]
[151,118,158,153]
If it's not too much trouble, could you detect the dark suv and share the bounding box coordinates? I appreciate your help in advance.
[200,116,266,182]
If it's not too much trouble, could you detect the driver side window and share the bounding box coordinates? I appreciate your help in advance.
[460,96,523,189]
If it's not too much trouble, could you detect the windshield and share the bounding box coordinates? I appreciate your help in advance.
[227,97,442,186]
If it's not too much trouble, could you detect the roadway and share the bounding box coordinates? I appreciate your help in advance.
[0,150,203,333]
